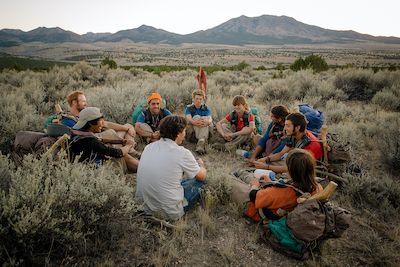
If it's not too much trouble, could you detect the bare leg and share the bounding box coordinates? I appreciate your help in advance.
[124,154,139,172]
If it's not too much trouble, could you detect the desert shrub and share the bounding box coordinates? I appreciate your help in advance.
[0,155,136,265]
[71,62,107,87]
[0,92,43,153]
[229,84,255,98]
[324,99,353,124]
[334,69,400,101]
[287,69,317,98]
[375,115,400,172]
[87,84,141,124]
[344,173,400,221]
[207,95,233,121]
[255,78,293,102]
[105,67,138,87]
[39,66,74,106]
[372,85,400,111]
[212,71,240,88]
[334,69,375,101]
[305,79,346,102]
[101,57,117,69]
[290,55,328,72]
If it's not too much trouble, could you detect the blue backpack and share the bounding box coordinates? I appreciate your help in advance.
[298,104,324,135]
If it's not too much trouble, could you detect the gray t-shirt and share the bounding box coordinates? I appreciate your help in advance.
[135,138,200,220]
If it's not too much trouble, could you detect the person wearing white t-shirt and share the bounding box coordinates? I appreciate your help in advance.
[135,115,207,220]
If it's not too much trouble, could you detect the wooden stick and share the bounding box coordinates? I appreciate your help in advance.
[43,134,70,158]
[298,181,337,203]
[315,169,348,184]
[320,125,329,166]
[55,103,63,113]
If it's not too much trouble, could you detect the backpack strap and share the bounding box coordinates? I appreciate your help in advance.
[257,182,308,220]
[187,104,196,114]
[260,181,306,196]
[230,111,250,127]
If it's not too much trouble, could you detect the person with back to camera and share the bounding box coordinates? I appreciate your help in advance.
[135,115,207,220]
[231,148,323,222]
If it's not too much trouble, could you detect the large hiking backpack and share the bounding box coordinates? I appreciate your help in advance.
[260,199,351,260]
[250,107,262,135]
[326,132,351,164]
[299,104,324,135]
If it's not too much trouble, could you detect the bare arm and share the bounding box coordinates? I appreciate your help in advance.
[253,161,288,174]
[258,145,290,163]
[195,158,207,181]
[104,121,136,136]
[216,118,228,137]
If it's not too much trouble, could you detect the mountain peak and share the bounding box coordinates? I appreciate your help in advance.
[1,15,399,46]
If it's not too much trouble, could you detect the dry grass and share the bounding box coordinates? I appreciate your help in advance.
[0,64,400,266]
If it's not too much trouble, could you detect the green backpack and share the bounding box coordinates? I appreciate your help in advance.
[261,218,309,260]
[250,107,262,135]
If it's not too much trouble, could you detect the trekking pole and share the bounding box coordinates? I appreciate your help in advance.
[320,125,329,167]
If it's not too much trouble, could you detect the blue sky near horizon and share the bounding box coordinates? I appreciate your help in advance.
[1,0,399,37]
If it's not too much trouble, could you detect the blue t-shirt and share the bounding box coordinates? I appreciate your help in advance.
[184,104,211,118]
[136,108,172,123]
[62,117,78,128]
[257,122,286,154]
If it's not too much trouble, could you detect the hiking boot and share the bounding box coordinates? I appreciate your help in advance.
[195,139,206,154]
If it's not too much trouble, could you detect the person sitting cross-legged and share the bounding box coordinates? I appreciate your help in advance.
[253,112,323,174]
[247,105,289,164]
[185,89,213,154]
[135,115,207,220]
[214,95,255,152]
[230,149,323,222]
[135,92,172,143]
[69,107,139,173]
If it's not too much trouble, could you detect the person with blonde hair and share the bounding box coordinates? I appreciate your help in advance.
[214,95,255,152]
[185,89,213,154]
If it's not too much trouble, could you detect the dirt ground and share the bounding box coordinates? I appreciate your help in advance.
[91,141,357,267]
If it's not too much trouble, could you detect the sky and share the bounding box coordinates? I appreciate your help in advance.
[0,0,399,37]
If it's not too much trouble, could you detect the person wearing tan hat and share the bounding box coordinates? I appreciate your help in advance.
[135,92,172,143]
[69,107,139,172]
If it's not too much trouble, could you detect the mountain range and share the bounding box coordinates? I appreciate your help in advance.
[1,15,400,46]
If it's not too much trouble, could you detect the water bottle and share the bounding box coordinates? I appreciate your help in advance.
[236,149,250,158]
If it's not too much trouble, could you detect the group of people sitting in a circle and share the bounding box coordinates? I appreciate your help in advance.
[60,89,324,221]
